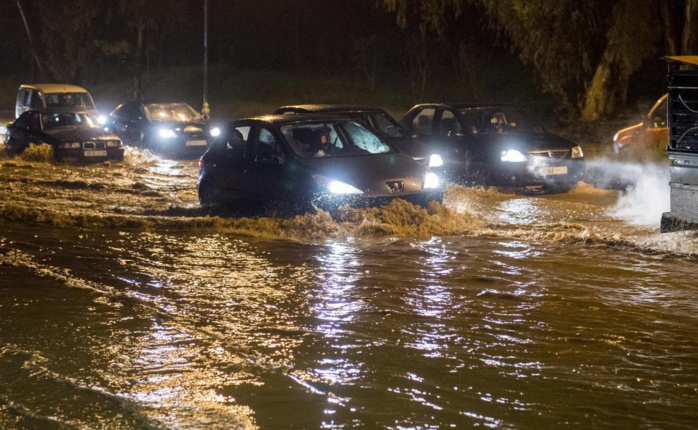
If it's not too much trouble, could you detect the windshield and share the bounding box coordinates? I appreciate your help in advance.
[458,107,544,134]
[144,103,201,122]
[42,112,99,129]
[44,92,95,110]
[281,121,393,159]
[368,112,406,138]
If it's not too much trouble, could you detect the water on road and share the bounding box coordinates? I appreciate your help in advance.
[0,149,696,429]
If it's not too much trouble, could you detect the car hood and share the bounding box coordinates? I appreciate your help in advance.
[613,122,643,143]
[387,136,432,160]
[484,131,577,151]
[298,152,431,195]
[45,127,120,142]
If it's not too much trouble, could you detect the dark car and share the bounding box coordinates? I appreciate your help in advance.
[274,104,445,170]
[108,101,212,158]
[400,103,585,191]
[4,109,124,162]
[197,114,443,212]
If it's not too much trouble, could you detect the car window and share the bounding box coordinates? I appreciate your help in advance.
[44,92,93,109]
[42,112,98,129]
[144,103,201,122]
[219,126,248,160]
[411,108,436,135]
[459,107,543,134]
[439,110,462,137]
[370,113,405,138]
[340,122,392,154]
[255,127,285,164]
[29,91,42,109]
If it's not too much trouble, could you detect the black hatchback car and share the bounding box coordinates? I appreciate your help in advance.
[274,104,444,170]
[108,101,211,158]
[401,103,585,191]
[197,114,443,212]
[5,109,124,162]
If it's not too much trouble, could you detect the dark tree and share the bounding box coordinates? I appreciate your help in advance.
[383,0,698,120]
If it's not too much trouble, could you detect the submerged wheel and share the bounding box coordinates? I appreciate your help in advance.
[198,180,218,208]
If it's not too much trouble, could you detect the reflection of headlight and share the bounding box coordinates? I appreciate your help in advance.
[57,142,82,149]
[428,154,443,168]
[96,115,107,125]
[571,145,584,159]
[159,128,177,139]
[423,171,440,189]
[210,127,221,137]
[500,149,527,162]
[329,180,363,195]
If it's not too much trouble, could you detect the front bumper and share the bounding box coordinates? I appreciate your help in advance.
[313,189,444,211]
[493,159,585,189]
[152,136,210,158]
[56,146,124,162]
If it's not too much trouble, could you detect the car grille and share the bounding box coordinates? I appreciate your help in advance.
[528,149,569,160]
[83,141,106,150]
[386,181,404,193]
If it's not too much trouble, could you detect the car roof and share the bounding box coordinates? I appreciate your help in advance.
[411,102,519,110]
[235,113,362,126]
[20,83,90,93]
[275,104,385,114]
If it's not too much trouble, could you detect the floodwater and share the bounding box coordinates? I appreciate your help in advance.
[0,148,696,429]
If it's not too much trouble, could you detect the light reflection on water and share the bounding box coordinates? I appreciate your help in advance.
[0,155,697,428]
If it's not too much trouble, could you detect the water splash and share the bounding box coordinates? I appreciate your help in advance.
[587,158,670,226]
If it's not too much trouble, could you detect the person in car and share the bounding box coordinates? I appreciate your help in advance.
[312,129,333,157]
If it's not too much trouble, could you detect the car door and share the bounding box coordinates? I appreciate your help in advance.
[209,124,253,201]
[245,125,290,203]
[111,104,144,144]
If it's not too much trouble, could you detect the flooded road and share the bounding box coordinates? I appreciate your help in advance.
[0,149,697,429]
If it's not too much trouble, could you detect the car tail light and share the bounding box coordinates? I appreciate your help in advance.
[198,157,203,173]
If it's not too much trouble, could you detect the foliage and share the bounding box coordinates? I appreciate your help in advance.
[383,0,694,119]
[22,143,54,162]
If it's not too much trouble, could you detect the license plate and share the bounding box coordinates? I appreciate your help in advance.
[186,140,207,146]
[539,166,567,176]
[84,150,107,157]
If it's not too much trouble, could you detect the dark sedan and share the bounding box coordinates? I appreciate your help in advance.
[274,104,445,170]
[197,114,443,213]
[401,103,585,191]
[5,110,124,162]
[108,101,212,158]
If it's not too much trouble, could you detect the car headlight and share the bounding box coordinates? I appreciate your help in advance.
[423,171,440,189]
[328,180,363,195]
[96,115,107,125]
[571,145,584,159]
[501,149,527,162]
[159,128,177,139]
[210,126,221,137]
[57,142,81,149]
[428,154,443,168]
[107,140,122,147]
